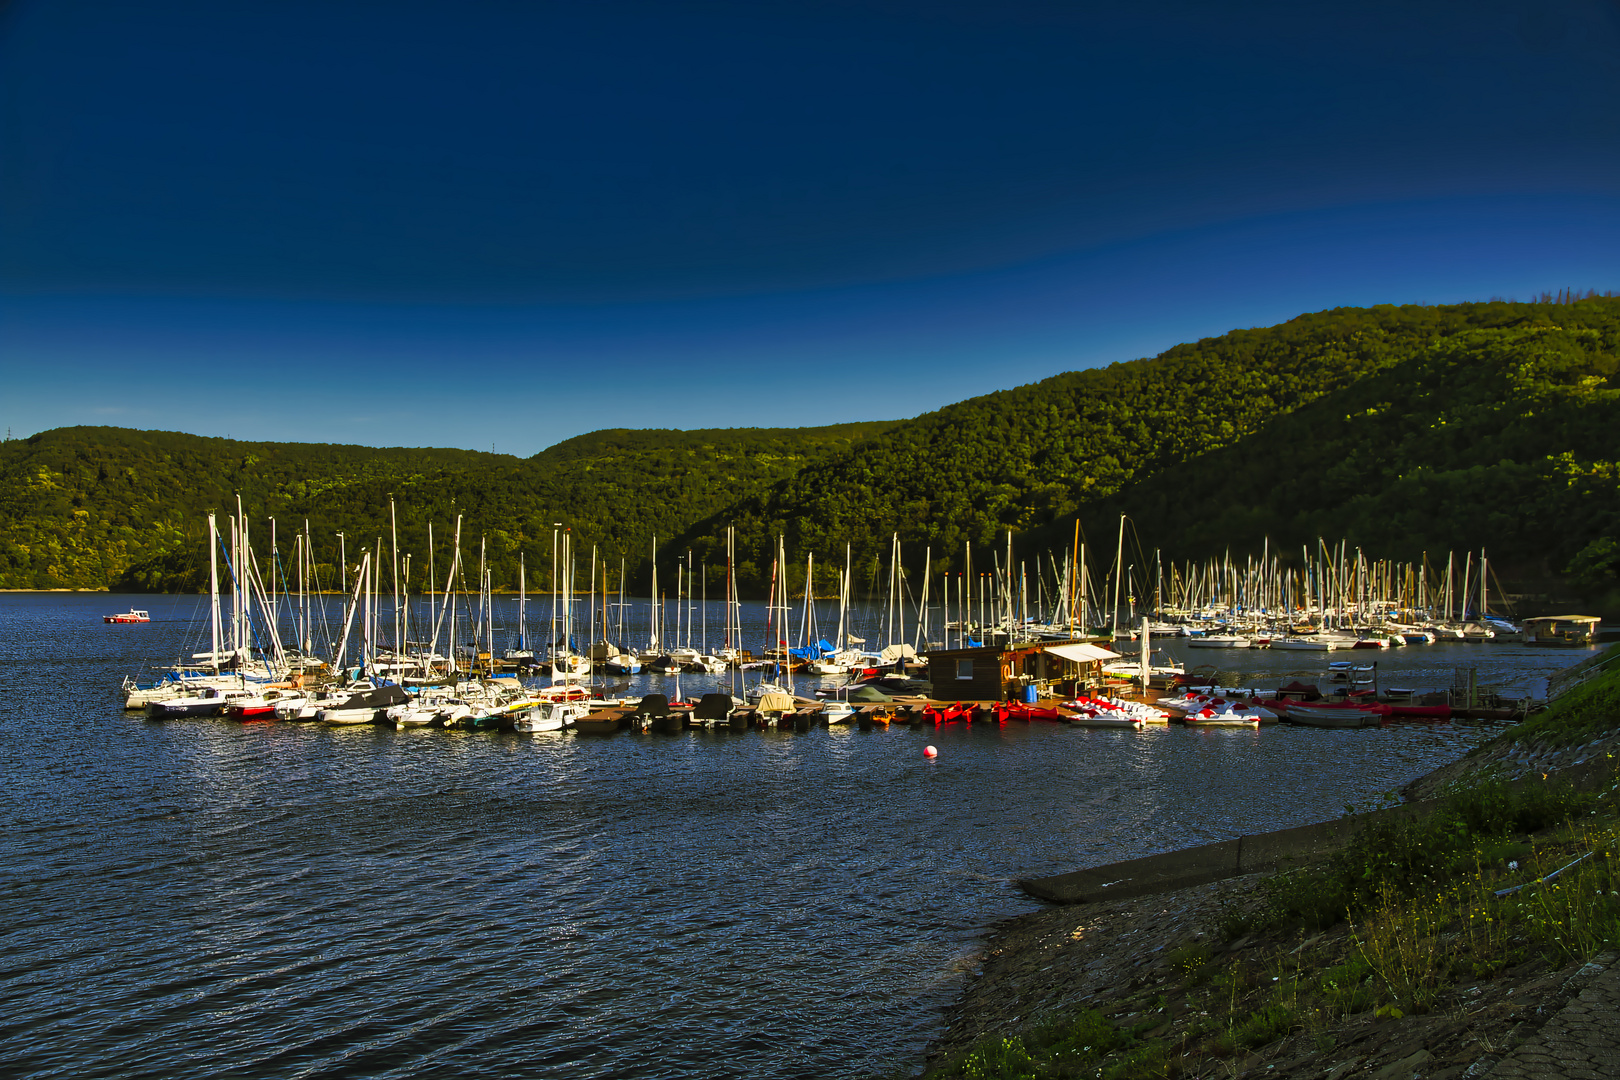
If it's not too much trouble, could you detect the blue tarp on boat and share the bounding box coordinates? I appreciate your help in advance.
[788,638,838,660]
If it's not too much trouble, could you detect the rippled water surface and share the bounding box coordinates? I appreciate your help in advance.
[1,594,1587,1078]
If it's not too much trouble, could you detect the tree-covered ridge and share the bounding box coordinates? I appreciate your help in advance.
[678,299,1620,590]
[0,428,503,591]
[1096,309,1620,585]
[0,421,897,591]
[5,298,1619,604]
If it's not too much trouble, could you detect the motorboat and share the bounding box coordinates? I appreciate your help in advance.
[1279,701,1388,728]
[602,653,643,676]
[752,691,797,727]
[1268,636,1335,651]
[572,708,631,735]
[748,681,794,702]
[823,703,856,724]
[515,700,588,732]
[1185,633,1252,649]
[104,609,150,623]
[690,693,745,730]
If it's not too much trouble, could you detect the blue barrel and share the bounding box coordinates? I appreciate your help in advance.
[1024,684,1038,704]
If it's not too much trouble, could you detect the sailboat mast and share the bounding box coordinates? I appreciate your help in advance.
[781,535,793,696]
[840,544,851,651]
[894,535,905,652]
[795,552,808,649]
[267,516,278,642]
[428,522,436,664]
[1111,514,1125,638]
[477,535,487,669]
[1069,521,1080,635]
[550,525,559,665]
[390,498,400,658]
[448,517,461,674]
[302,519,313,654]
[362,548,373,673]
[563,531,573,660]
[915,546,931,650]
[963,540,972,644]
[208,511,221,671]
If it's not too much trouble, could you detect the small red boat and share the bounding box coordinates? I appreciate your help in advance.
[994,703,1065,722]
[104,609,150,623]
[923,703,970,724]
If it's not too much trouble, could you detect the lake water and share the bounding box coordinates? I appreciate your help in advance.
[0,593,1586,1078]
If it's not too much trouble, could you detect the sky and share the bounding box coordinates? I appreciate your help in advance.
[2,0,1618,456]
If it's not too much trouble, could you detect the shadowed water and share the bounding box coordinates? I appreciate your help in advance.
[1,594,1580,1078]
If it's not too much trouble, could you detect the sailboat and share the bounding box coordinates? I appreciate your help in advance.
[548,529,592,681]
[750,536,795,703]
[503,553,538,667]
[135,506,284,713]
[602,565,643,675]
[810,557,855,675]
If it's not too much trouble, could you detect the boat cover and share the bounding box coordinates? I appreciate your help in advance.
[788,638,839,660]
[342,685,412,708]
[1043,642,1122,663]
[693,693,735,720]
[879,643,918,664]
[635,693,671,717]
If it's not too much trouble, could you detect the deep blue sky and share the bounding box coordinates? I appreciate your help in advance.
[3,0,1618,455]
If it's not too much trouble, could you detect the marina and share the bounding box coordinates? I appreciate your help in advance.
[102,507,1588,741]
[2,580,1601,1079]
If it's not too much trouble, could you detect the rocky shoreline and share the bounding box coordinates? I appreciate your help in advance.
[921,725,1620,1079]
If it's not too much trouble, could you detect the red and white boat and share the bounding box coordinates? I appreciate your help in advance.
[221,686,307,722]
[104,609,150,623]
[1181,703,1262,726]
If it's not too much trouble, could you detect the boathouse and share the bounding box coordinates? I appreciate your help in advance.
[924,641,1119,701]
[1523,616,1601,646]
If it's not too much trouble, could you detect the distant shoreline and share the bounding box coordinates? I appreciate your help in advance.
[0,587,111,593]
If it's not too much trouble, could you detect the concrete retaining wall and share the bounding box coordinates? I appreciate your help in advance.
[1019,759,1618,905]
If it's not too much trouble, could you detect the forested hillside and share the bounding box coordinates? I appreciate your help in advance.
[677,298,1620,595]
[4,297,1617,605]
[0,421,894,592]
[1085,312,1620,592]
